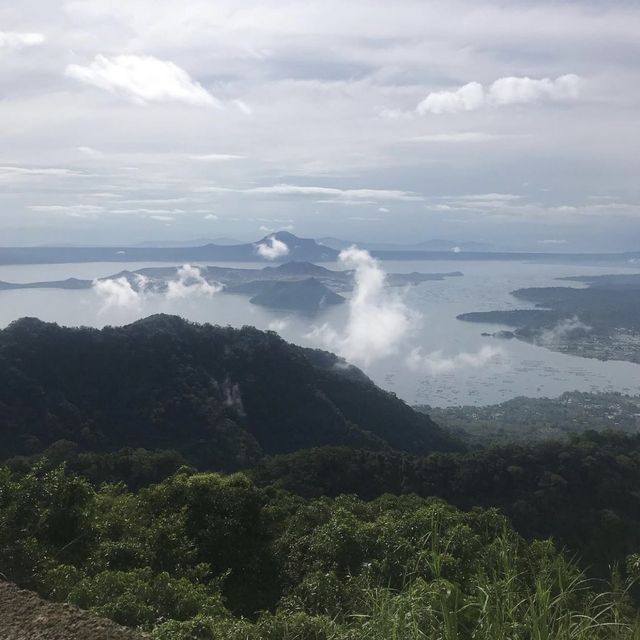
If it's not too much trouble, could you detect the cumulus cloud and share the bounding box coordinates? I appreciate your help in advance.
[166,264,222,299]
[417,81,485,115]
[93,276,143,311]
[93,266,220,309]
[65,55,220,107]
[256,235,290,260]
[417,74,580,114]
[0,32,44,50]
[406,344,506,374]
[489,74,580,106]
[308,247,416,365]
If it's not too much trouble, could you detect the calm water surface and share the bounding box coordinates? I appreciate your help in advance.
[1,259,638,406]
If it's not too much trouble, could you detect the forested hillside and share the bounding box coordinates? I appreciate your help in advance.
[0,316,459,469]
[251,433,640,572]
[2,316,640,638]
[2,465,640,639]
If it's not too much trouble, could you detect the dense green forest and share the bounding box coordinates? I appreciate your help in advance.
[2,463,640,639]
[251,434,640,573]
[2,316,640,637]
[0,315,459,468]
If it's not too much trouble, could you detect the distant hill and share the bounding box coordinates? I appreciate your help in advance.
[458,272,640,364]
[418,391,640,446]
[247,278,344,313]
[135,237,243,247]
[0,316,460,469]
[0,232,339,264]
[318,237,494,252]
[1,233,638,265]
[225,277,345,312]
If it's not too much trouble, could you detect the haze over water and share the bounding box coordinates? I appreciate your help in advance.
[1,259,638,407]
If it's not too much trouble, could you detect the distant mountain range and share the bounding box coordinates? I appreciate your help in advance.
[318,237,495,252]
[135,237,244,247]
[0,232,337,265]
[0,231,638,265]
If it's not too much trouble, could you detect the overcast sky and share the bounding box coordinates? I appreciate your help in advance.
[1,0,639,250]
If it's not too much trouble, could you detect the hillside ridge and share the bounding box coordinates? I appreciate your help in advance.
[0,315,460,469]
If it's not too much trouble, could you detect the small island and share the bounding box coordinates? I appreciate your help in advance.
[0,261,463,315]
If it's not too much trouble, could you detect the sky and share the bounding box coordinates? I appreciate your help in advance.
[1,0,639,250]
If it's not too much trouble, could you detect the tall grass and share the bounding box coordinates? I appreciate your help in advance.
[343,524,640,640]
[151,513,640,640]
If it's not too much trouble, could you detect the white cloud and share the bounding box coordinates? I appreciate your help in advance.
[0,1,637,248]
[489,74,580,106]
[252,185,419,201]
[84,192,122,199]
[0,32,44,50]
[406,345,506,375]
[417,74,581,114]
[256,235,290,260]
[190,153,244,162]
[28,204,104,217]
[431,196,640,220]
[409,132,502,143]
[110,208,186,215]
[232,99,253,115]
[453,193,521,202]
[539,239,568,245]
[93,267,220,309]
[93,276,142,311]
[308,247,416,365]
[166,264,222,299]
[204,213,218,220]
[268,318,289,332]
[77,146,104,158]
[417,81,485,115]
[202,183,422,202]
[0,166,84,180]
[65,54,220,107]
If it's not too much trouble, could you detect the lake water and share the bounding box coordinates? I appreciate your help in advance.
[1,259,639,407]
